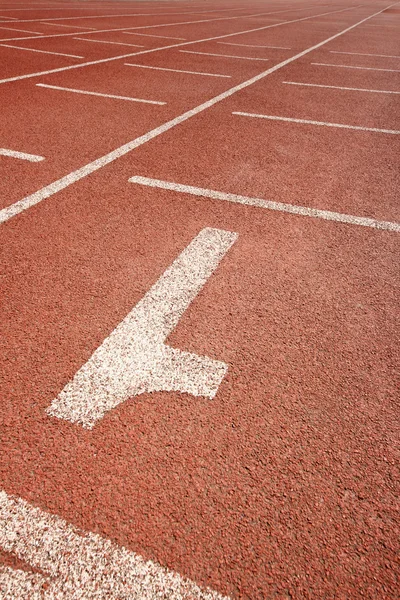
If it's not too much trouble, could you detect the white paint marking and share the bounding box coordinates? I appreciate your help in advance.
[180,50,270,61]
[283,81,400,94]
[47,228,237,428]
[74,37,144,48]
[218,41,291,49]
[125,62,231,78]
[0,489,229,599]
[312,61,400,73]
[0,43,84,58]
[329,50,400,59]
[40,22,98,30]
[0,148,44,162]
[233,111,400,135]
[0,16,19,20]
[0,5,367,86]
[129,177,400,232]
[0,26,41,34]
[123,31,186,40]
[0,3,394,226]
[36,83,166,105]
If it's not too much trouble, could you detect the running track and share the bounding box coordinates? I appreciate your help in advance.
[0,0,399,598]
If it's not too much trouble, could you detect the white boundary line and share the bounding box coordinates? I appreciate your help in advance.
[0,5,366,85]
[329,50,400,59]
[74,37,144,48]
[232,112,400,134]
[36,83,166,105]
[218,41,291,49]
[0,148,45,162]
[0,25,41,33]
[125,62,231,78]
[1,2,395,226]
[129,176,400,232]
[0,489,229,600]
[283,81,400,94]
[123,31,186,40]
[0,43,84,58]
[312,61,400,72]
[179,50,271,61]
[40,22,98,30]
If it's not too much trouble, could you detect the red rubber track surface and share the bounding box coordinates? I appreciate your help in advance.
[1,1,399,599]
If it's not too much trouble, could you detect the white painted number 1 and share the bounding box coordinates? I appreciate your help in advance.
[47,228,237,428]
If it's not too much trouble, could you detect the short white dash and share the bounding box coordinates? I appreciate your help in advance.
[0,26,42,34]
[329,50,400,59]
[36,83,166,105]
[233,111,400,134]
[0,148,44,162]
[74,37,144,48]
[40,22,98,30]
[283,81,400,94]
[312,62,400,73]
[0,489,229,599]
[218,41,291,49]
[129,176,400,232]
[47,228,237,428]
[123,31,187,40]
[125,62,231,78]
[0,43,84,58]
[180,50,270,61]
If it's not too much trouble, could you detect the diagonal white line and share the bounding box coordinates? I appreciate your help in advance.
[74,37,144,48]
[36,83,166,105]
[180,50,270,61]
[123,31,186,40]
[129,176,400,232]
[125,62,231,78]
[329,50,400,59]
[218,41,291,49]
[0,148,45,162]
[283,81,400,94]
[0,43,84,58]
[312,61,400,72]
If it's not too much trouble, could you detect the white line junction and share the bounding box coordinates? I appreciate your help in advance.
[47,228,237,429]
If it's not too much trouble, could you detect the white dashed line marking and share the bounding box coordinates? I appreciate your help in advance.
[0,489,229,599]
[0,43,84,58]
[123,31,187,40]
[179,50,270,61]
[329,50,400,59]
[40,22,98,29]
[312,62,400,73]
[74,37,144,48]
[283,81,400,94]
[218,41,291,49]
[0,26,42,34]
[36,83,166,105]
[125,62,231,78]
[232,111,400,134]
[0,148,45,162]
[129,176,400,232]
[47,228,237,428]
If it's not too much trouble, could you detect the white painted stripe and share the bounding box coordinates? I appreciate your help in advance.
[123,31,187,40]
[36,83,166,105]
[74,37,144,48]
[232,111,400,134]
[47,228,237,428]
[0,43,84,58]
[218,41,291,49]
[40,22,98,30]
[0,148,45,162]
[0,16,19,20]
[0,3,394,226]
[0,489,229,599]
[180,50,270,61]
[283,81,400,94]
[0,566,49,597]
[0,5,368,86]
[129,176,400,233]
[329,50,400,59]
[125,62,231,78]
[0,26,41,34]
[312,61,400,73]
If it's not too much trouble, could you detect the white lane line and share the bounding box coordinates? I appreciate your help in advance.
[129,176,400,233]
[0,16,18,20]
[0,42,84,58]
[312,61,400,73]
[0,489,229,599]
[218,41,291,49]
[47,228,237,428]
[40,22,98,29]
[125,62,231,78]
[123,31,187,40]
[36,83,166,105]
[0,148,45,162]
[232,111,400,135]
[0,26,41,34]
[0,5,367,86]
[74,37,144,48]
[0,3,394,226]
[329,50,400,59]
[284,81,400,94]
[180,50,270,61]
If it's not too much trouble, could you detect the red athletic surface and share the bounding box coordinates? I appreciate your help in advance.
[1,1,399,599]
